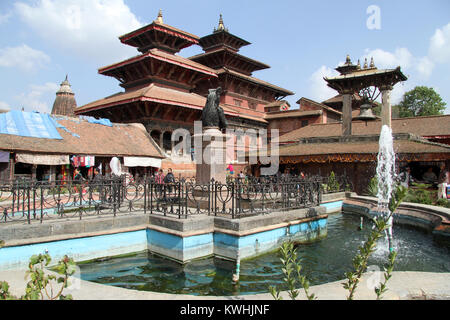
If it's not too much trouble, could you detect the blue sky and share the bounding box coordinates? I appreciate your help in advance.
[0,0,449,114]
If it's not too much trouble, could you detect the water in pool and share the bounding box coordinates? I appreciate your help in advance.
[79,213,450,296]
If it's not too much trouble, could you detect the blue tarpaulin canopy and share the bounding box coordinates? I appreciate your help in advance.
[0,110,63,139]
[79,115,112,127]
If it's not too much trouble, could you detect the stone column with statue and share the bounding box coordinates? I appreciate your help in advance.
[195,87,230,184]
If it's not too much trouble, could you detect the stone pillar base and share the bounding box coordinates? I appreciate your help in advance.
[193,127,230,184]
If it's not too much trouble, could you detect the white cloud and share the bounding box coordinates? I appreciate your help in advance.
[15,82,59,113]
[0,101,11,112]
[0,44,50,72]
[429,23,450,64]
[415,56,434,79]
[362,47,413,70]
[0,11,11,24]
[15,0,144,64]
[362,47,435,80]
[308,65,339,102]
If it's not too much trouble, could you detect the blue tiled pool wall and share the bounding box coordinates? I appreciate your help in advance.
[0,230,148,271]
[215,218,327,260]
[0,217,328,270]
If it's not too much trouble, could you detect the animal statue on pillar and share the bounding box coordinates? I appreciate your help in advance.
[201,87,227,131]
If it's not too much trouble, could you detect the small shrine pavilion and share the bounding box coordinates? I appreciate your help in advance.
[267,56,450,193]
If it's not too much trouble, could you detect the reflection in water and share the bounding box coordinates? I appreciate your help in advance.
[80,213,450,296]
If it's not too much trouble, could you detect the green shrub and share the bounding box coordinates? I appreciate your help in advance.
[0,253,76,300]
[327,171,340,192]
[404,183,435,205]
[436,198,450,208]
[367,175,378,197]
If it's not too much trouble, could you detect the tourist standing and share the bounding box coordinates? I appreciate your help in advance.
[92,168,103,183]
[155,169,165,196]
[73,168,85,194]
[164,168,175,193]
[226,164,234,183]
[422,167,437,184]
[438,163,448,200]
[398,166,413,188]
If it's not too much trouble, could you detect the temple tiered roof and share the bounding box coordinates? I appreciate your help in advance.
[189,14,293,105]
[98,48,217,90]
[119,10,199,54]
[190,47,269,76]
[198,14,251,53]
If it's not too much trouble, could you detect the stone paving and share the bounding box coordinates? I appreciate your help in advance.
[1,269,449,300]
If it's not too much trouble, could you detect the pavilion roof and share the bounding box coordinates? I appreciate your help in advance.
[279,115,450,143]
[279,138,450,156]
[324,67,408,93]
[276,138,450,163]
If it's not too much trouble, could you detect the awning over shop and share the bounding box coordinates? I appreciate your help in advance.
[124,156,162,168]
[16,153,70,165]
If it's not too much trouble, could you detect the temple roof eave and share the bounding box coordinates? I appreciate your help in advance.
[218,68,294,97]
[198,29,251,51]
[98,49,218,78]
[189,48,270,74]
[119,21,200,46]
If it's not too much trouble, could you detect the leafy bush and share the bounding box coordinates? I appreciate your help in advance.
[0,253,76,300]
[367,175,378,197]
[327,171,340,193]
[404,183,435,205]
[435,198,450,208]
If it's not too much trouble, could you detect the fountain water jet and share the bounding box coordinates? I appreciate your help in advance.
[376,125,397,252]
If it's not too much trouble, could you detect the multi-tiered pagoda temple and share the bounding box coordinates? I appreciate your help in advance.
[190,14,293,126]
[75,12,294,177]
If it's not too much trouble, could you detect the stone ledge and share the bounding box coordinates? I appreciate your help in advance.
[343,195,450,239]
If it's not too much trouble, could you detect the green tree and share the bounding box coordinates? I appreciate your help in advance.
[395,86,446,118]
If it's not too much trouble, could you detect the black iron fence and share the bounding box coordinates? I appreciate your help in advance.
[0,175,336,224]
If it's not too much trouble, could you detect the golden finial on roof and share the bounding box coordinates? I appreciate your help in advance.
[345,54,351,65]
[363,58,368,69]
[357,59,361,69]
[214,14,228,32]
[370,57,375,68]
[154,9,163,24]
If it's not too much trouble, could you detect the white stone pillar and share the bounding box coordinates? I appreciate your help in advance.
[381,87,393,128]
